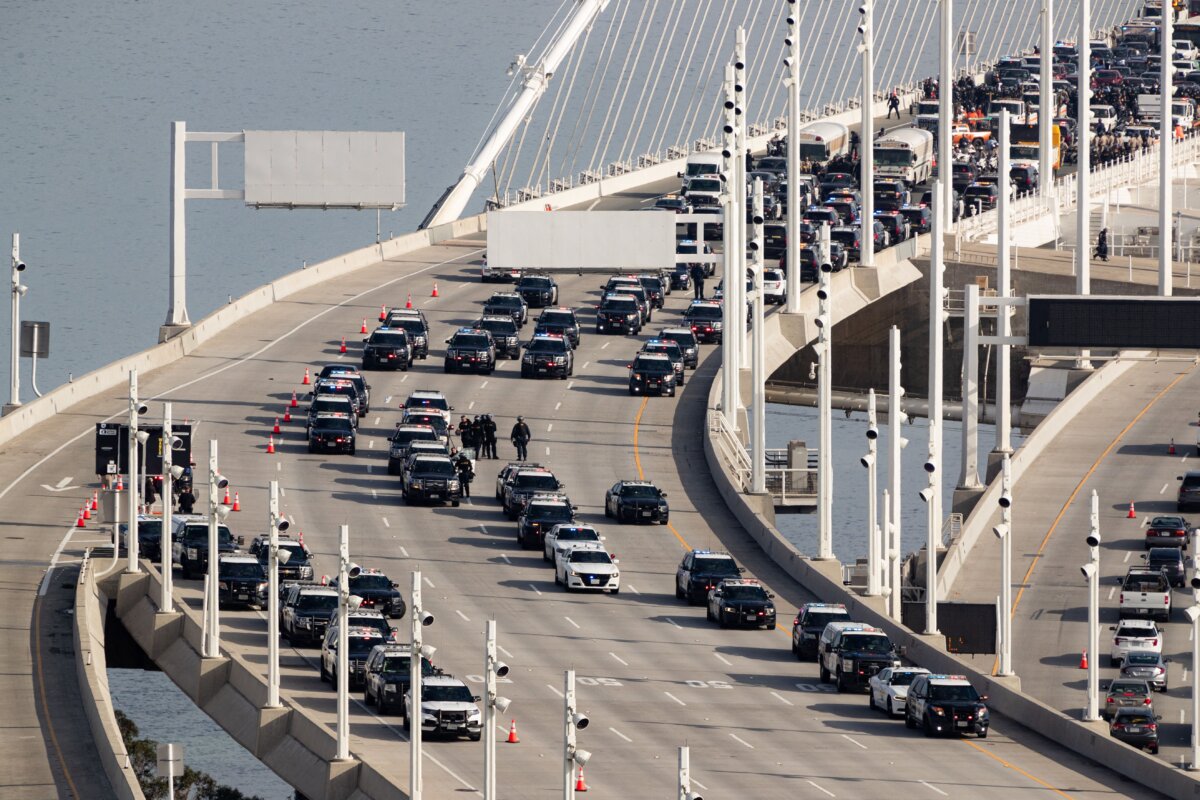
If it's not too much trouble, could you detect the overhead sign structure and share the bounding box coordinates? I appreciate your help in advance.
[1027,295,1200,349]
[244,131,406,209]
[486,210,675,272]
[94,423,192,476]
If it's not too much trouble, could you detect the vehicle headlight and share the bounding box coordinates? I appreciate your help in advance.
[257,582,268,591]
[422,712,437,722]
[626,313,637,320]
[977,707,989,718]
[469,709,481,720]
[449,479,461,489]
[188,548,199,559]
[553,356,566,364]
[931,706,946,716]
[411,479,424,488]
[724,606,736,613]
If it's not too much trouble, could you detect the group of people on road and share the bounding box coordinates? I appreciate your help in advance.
[457,413,499,459]
[449,414,533,498]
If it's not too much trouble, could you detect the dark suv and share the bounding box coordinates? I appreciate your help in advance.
[474,314,521,358]
[331,569,407,618]
[172,518,242,579]
[385,312,430,359]
[1178,471,1200,511]
[820,626,902,692]
[402,455,463,506]
[675,549,742,604]
[361,327,413,371]
[443,328,496,374]
[503,469,565,519]
[517,494,577,549]
[534,308,582,348]
[605,480,670,524]
[482,292,528,326]
[706,579,777,629]
[216,555,267,609]
[515,274,559,307]
[306,393,357,434]
[596,293,643,334]
[520,334,574,379]
[640,339,686,385]
[905,674,989,738]
[628,352,677,396]
[308,412,356,454]
[280,583,338,644]
[637,274,666,309]
[658,328,699,369]
[682,301,723,343]
[791,602,851,660]
[363,644,438,715]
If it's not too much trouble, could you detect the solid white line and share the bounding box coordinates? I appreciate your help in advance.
[610,652,628,666]
[1185,667,1191,681]
[807,780,835,798]
[38,525,76,596]
[664,692,686,706]
[547,683,564,698]
[424,576,436,588]
[279,487,286,497]
[400,547,410,558]
[1107,585,1116,601]
[919,780,949,796]
[770,691,794,706]
[1185,453,1191,463]
[714,652,732,666]
[456,610,471,622]
[381,517,390,528]
[840,734,867,750]
[609,727,632,743]
[530,583,542,596]
[564,616,581,629]
[665,617,682,629]
[729,733,754,749]
[1191,626,1195,643]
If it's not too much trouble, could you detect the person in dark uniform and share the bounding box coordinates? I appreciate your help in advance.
[458,415,476,451]
[850,130,860,160]
[510,416,532,461]
[690,263,706,299]
[1095,228,1110,262]
[177,485,196,514]
[481,414,498,459]
[886,92,900,119]
[455,453,474,498]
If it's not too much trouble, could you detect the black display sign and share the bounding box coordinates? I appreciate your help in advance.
[94,423,192,476]
[1027,296,1200,349]
[902,601,997,655]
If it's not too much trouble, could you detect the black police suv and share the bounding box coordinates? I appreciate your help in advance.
[534,308,582,348]
[605,480,670,524]
[474,315,521,359]
[361,327,413,371]
[515,274,559,307]
[628,353,677,396]
[596,293,643,334]
[675,549,743,604]
[443,328,496,374]
[308,413,357,454]
[706,579,777,629]
[520,335,574,379]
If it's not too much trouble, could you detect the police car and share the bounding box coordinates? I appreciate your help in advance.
[706,578,776,629]
[520,333,574,379]
[868,667,931,717]
[675,549,742,604]
[543,523,605,563]
[403,389,453,419]
[443,328,496,374]
[904,674,989,738]
[639,339,686,385]
[681,301,723,344]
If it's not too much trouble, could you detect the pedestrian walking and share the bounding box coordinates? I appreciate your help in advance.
[1095,228,1110,262]
[690,263,706,300]
[510,416,532,461]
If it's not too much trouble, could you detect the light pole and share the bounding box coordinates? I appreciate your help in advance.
[127,370,147,574]
[939,0,953,231]
[750,178,767,495]
[863,389,881,596]
[1160,3,1175,298]
[994,454,1014,675]
[816,223,833,560]
[677,745,701,800]
[1077,0,1092,300]
[1083,489,1101,721]
[335,525,354,761]
[995,109,1013,458]
[204,440,229,657]
[1039,0,1055,197]
[858,0,876,267]
[784,2,802,315]
[883,489,899,621]
[887,325,906,620]
[160,402,184,612]
[721,64,740,428]
[563,669,591,800]
[735,27,749,369]
[1186,602,1200,769]
[483,620,511,800]
[410,570,435,798]
[7,233,26,413]
[266,481,290,709]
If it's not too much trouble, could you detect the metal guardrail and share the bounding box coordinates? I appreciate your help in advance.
[710,411,817,504]
[942,512,964,546]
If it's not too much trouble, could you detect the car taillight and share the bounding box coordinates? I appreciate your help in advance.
[793,617,801,627]
[1144,697,1153,705]
[1152,639,1159,646]
[1112,722,1125,730]
[1147,723,1158,731]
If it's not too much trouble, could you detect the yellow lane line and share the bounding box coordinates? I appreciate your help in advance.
[961,739,1075,799]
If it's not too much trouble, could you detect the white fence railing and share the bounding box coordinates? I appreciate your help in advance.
[709,410,818,502]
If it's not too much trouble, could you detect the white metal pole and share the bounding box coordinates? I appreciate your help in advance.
[1077,2,1091,297]
[335,525,350,761]
[678,745,690,800]
[996,109,1012,455]
[411,570,424,798]
[861,0,876,267]
[960,284,981,489]
[1191,604,1200,768]
[564,669,576,800]
[127,370,141,574]
[940,0,953,231]
[1161,6,1175,297]
[200,575,209,657]
[785,7,802,315]
[160,402,174,612]
[736,27,750,372]
[166,121,191,332]
[206,440,219,656]
[816,227,833,560]
[267,480,281,708]
[888,326,904,615]
[485,620,498,800]
[866,389,881,596]
[751,178,767,495]
[1039,0,1054,196]
[884,489,900,621]
[1084,489,1101,721]
[722,65,739,428]
[927,181,945,632]
[998,455,1014,675]
[9,233,20,410]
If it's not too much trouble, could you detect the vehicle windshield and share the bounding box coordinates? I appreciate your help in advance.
[634,357,672,373]
[874,148,915,167]
[1114,711,1154,724]
[297,594,338,611]
[1123,654,1160,667]
[540,311,575,325]
[515,473,559,491]
[569,550,612,564]
[478,319,517,335]
[527,339,568,353]
[315,383,356,401]
[369,331,409,345]
[1150,516,1186,527]
[686,306,722,320]
[405,395,450,411]
[389,318,428,336]
[315,416,354,432]
[556,528,600,542]
[929,684,981,702]
[350,575,394,591]
[423,684,475,703]
[183,525,236,546]
[404,415,447,434]
[381,656,436,675]
[829,230,859,246]
[602,298,639,312]
[687,179,722,193]
[889,671,923,687]
[222,562,265,579]
[530,503,573,521]
[722,585,769,601]
[620,485,660,499]
[662,332,697,348]
[392,427,436,444]
[277,543,309,564]
[313,397,353,414]
[488,295,522,308]
[1116,625,1155,638]
[645,344,682,360]
[519,277,553,288]
[452,334,491,349]
[799,143,831,160]
[413,459,455,476]
[842,634,893,653]
[694,557,739,576]
[349,635,386,657]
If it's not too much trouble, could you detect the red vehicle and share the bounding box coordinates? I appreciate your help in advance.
[1094,69,1124,87]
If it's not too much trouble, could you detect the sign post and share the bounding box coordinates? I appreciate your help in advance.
[156,742,183,796]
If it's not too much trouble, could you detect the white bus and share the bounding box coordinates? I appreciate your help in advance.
[797,121,850,166]
[873,127,935,185]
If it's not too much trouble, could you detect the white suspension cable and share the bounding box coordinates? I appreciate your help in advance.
[742,0,771,128]
[585,0,635,172]
[618,0,677,164]
[530,28,586,192]
[795,0,835,113]
[810,4,849,109]
[651,0,712,154]
[830,7,862,106]
[904,2,939,90]
[561,0,625,179]
[596,0,657,171]
[874,0,905,95]
[694,3,742,145]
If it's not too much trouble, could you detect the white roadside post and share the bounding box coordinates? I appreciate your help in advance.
[995,455,1014,676]
[160,402,178,612]
[1161,4,1175,297]
[411,570,435,798]
[784,2,802,315]
[996,109,1013,458]
[1187,600,1200,769]
[939,0,953,230]
[750,178,767,495]
[1039,0,1055,198]
[678,745,701,800]
[925,181,946,632]
[7,233,25,412]
[959,283,981,490]
[483,620,510,800]
[816,223,834,560]
[1077,0,1092,372]
[1083,490,1102,721]
[127,369,145,573]
[864,388,881,596]
[205,440,229,657]
[563,669,591,800]
[735,27,750,369]
[883,489,899,621]
[335,525,352,761]
[887,326,905,619]
[267,480,290,708]
[155,743,183,799]
[721,65,740,428]
[858,0,876,267]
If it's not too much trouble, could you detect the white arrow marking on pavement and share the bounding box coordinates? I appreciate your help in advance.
[41,477,79,492]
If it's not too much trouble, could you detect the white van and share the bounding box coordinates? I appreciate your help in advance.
[797,121,850,166]
[1091,104,1118,132]
[682,152,723,179]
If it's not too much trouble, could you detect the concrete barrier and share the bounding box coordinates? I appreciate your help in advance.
[702,359,1200,799]
[74,556,146,800]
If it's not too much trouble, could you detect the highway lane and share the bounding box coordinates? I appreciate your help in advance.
[0,224,1165,799]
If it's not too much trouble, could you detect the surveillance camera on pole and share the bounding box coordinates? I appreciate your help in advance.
[347,562,362,578]
[1086,530,1101,548]
[998,490,1012,509]
[924,459,937,474]
[918,487,934,504]
[860,453,874,469]
[993,524,1009,540]
[1080,562,1096,579]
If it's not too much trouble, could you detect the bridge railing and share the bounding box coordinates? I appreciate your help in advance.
[709,408,817,503]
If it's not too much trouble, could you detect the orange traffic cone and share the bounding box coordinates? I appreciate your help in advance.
[267,436,276,455]
[90,491,99,511]
[1170,438,1177,455]
[232,492,241,512]
[82,502,92,520]
[75,508,86,528]
[290,391,299,408]
[379,304,387,321]
[273,417,281,434]
[223,486,232,505]
[283,407,292,423]
[1079,649,1089,670]
[115,475,124,492]
[1127,501,1137,519]
[431,282,439,298]
[302,368,311,385]
[339,336,347,354]
[575,767,588,792]
[405,293,413,309]
[506,719,520,743]
[360,318,368,334]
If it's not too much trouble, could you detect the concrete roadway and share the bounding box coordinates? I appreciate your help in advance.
[0,209,1170,799]
[949,359,1200,769]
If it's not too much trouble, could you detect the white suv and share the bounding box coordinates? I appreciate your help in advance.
[404,674,482,740]
[1110,619,1163,668]
[868,667,930,717]
[762,268,787,305]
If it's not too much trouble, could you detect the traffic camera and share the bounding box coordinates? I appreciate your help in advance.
[1086,530,1101,548]
[418,609,435,626]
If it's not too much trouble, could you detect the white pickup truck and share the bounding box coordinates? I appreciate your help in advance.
[1119,568,1171,622]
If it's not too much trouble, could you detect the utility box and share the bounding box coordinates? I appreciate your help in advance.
[19,321,49,358]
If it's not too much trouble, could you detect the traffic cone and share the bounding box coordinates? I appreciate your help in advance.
[360,318,368,334]
[290,391,299,408]
[223,486,232,505]
[90,491,99,511]
[302,367,311,385]
[1079,649,1088,670]
[506,719,520,743]
[283,407,292,423]
[431,282,439,298]
[115,475,124,492]
[339,336,347,354]
[405,293,413,309]
[1170,438,1177,455]
[267,435,276,455]
[75,508,86,528]
[575,767,588,792]
[273,417,281,434]
[1128,501,1137,519]
[82,502,92,520]
[232,492,241,512]
[379,304,387,321]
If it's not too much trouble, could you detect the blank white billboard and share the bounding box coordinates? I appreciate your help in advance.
[487,210,675,271]
[243,131,405,208]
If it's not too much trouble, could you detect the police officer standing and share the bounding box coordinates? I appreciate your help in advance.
[481,414,498,459]
[455,453,474,498]
[690,263,706,300]
[510,416,532,461]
